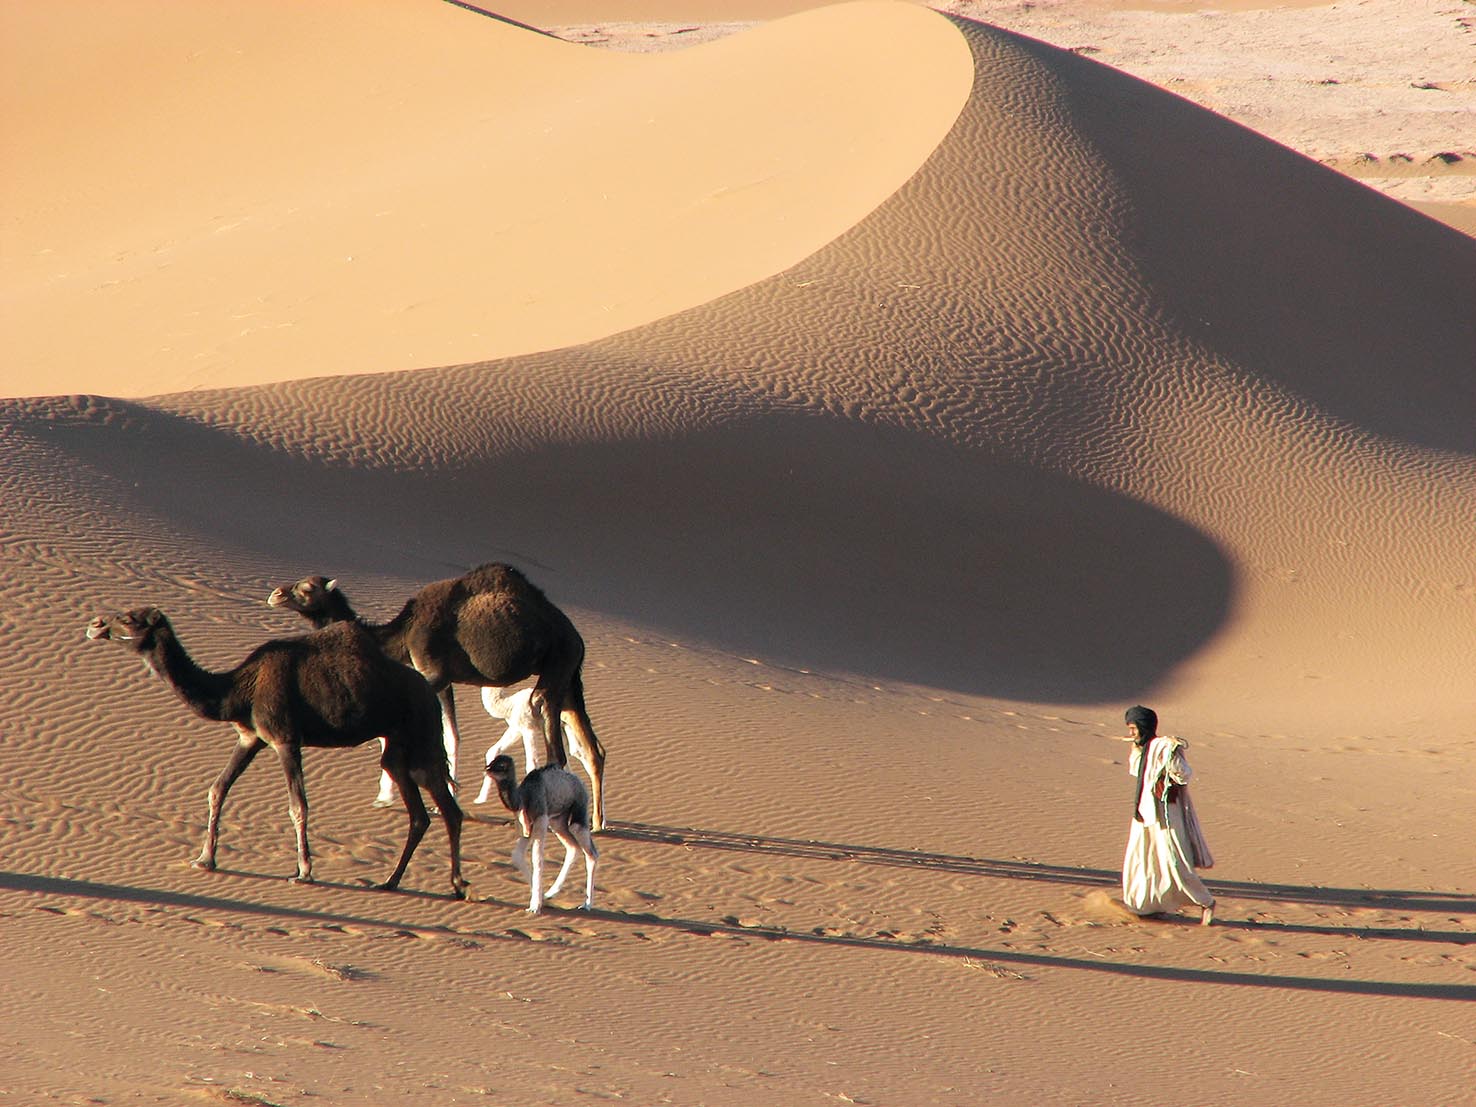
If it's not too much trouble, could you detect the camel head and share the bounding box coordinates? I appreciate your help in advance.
[266,575,355,629]
[486,754,519,785]
[484,754,522,810]
[86,606,168,650]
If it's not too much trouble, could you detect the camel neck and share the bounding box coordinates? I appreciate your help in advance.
[373,610,413,662]
[496,779,522,815]
[317,594,361,629]
[148,628,237,723]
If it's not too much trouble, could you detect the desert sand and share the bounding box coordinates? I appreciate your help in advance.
[2,2,1473,1105]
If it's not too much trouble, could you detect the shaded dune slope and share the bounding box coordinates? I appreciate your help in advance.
[5,11,1474,739]
[4,391,1230,704]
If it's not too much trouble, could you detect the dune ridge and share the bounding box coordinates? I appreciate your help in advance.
[2,4,1474,1106]
[1,0,971,399]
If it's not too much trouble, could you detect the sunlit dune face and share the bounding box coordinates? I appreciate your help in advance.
[1,2,972,398]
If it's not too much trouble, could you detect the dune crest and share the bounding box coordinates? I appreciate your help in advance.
[1,0,970,399]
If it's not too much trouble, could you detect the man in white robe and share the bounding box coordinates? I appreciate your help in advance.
[1120,705,1215,924]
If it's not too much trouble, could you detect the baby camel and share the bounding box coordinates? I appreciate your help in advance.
[484,754,598,914]
[86,607,467,898]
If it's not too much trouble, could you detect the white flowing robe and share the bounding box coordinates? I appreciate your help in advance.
[1122,735,1214,915]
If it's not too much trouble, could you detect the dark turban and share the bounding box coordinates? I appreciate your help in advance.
[1126,705,1158,821]
[1125,705,1158,736]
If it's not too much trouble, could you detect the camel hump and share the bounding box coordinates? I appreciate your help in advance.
[464,562,537,592]
[459,586,535,625]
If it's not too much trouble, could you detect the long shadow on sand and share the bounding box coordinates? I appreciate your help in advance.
[599,908,1476,999]
[7,870,1469,999]
[0,871,466,933]
[607,820,1476,943]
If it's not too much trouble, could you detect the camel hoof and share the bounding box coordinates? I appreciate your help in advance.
[289,873,315,885]
[191,857,216,872]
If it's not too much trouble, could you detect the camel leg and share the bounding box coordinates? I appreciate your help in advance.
[194,729,264,872]
[372,736,397,808]
[475,686,514,804]
[560,710,606,831]
[560,674,606,830]
[473,760,494,805]
[377,760,430,892]
[543,823,580,900]
[418,768,467,899]
[483,687,543,772]
[436,686,461,791]
[534,684,571,769]
[274,741,313,884]
[526,816,548,914]
[480,685,516,722]
[510,834,531,878]
[576,824,599,911]
[475,724,523,804]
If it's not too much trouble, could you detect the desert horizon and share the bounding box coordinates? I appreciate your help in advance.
[2,2,1473,1105]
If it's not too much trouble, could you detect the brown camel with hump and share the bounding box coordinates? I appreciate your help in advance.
[267,563,606,831]
[86,606,467,897]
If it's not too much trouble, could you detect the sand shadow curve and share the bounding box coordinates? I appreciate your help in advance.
[21,395,1232,704]
[427,412,1235,702]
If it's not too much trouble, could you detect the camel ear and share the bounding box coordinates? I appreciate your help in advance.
[145,608,164,626]
[325,578,339,592]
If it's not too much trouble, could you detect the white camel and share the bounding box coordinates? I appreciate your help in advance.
[473,686,546,805]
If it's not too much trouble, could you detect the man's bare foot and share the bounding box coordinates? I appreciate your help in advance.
[1200,904,1215,926]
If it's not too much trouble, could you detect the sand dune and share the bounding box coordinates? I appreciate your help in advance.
[2,0,969,398]
[543,0,1476,236]
[2,3,1473,1105]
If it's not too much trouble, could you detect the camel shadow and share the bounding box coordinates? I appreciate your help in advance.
[200,864,464,902]
[7,869,1470,1000]
[0,871,464,931]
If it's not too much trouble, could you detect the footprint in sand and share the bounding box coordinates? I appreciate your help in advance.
[1082,889,1138,922]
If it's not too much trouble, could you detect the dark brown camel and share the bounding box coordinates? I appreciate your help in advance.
[86,607,467,897]
[267,563,606,830]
